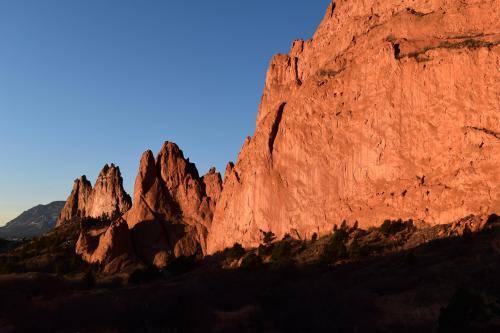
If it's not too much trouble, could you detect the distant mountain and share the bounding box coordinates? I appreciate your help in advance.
[0,201,65,240]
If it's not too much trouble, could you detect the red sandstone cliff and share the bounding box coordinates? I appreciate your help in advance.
[206,0,500,253]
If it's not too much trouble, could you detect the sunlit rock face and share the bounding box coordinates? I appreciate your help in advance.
[206,0,500,253]
[56,164,131,227]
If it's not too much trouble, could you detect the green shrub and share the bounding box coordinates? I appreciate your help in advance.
[321,228,348,263]
[271,241,292,262]
[352,221,359,231]
[380,219,407,235]
[241,253,263,270]
[226,243,246,260]
[261,231,276,246]
[348,238,364,259]
[311,233,318,243]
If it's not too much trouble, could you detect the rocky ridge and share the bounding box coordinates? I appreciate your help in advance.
[76,142,222,271]
[61,0,499,268]
[0,201,65,239]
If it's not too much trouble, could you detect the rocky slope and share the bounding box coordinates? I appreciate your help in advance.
[76,142,222,270]
[56,164,131,226]
[206,0,500,253]
[0,201,65,239]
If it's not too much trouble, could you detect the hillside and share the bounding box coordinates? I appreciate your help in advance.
[0,201,65,240]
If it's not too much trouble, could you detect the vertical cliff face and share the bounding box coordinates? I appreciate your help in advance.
[87,164,132,219]
[56,164,131,226]
[56,176,93,226]
[206,0,500,253]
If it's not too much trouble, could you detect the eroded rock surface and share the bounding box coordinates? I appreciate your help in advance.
[207,0,500,253]
[57,164,131,226]
[122,142,221,268]
[78,142,222,269]
[56,176,93,226]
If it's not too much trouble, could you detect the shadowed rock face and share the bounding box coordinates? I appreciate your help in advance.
[206,0,500,253]
[122,142,222,268]
[56,164,131,227]
[56,176,93,226]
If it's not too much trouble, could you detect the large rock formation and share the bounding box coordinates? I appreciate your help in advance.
[206,0,500,253]
[122,142,222,267]
[56,176,93,226]
[57,164,131,226]
[77,142,222,269]
[87,164,133,220]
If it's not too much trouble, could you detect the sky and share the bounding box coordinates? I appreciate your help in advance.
[0,0,329,226]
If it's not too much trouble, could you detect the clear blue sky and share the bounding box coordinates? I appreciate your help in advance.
[0,0,329,225]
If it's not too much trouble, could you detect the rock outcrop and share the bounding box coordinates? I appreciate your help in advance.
[122,142,222,267]
[87,164,132,220]
[57,164,131,226]
[56,176,93,226]
[206,0,500,253]
[77,142,222,269]
[76,218,136,274]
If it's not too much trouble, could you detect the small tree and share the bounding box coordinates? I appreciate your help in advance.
[348,238,363,259]
[340,220,348,231]
[311,232,318,243]
[227,243,245,260]
[321,228,348,263]
[261,230,276,246]
[352,220,359,231]
[241,253,263,270]
[271,241,292,262]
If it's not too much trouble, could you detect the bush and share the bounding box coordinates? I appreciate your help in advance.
[271,241,292,262]
[321,228,348,263]
[240,253,263,270]
[311,233,318,243]
[380,219,407,235]
[261,231,276,246]
[258,244,272,256]
[348,239,364,259]
[352,221,359,231]
[226,243,246,260]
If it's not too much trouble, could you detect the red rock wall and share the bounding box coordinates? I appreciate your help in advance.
[207,0,500,253]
